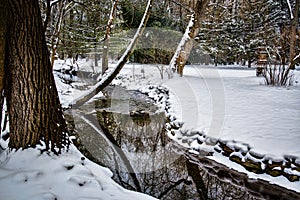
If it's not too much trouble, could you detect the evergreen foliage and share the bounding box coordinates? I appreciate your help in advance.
[198,0,296,66]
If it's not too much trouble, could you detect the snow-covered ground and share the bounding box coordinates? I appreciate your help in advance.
[163,65,300,192]
[109,63,300,160]
[167,65,300,158]
[0,144,157,200]
[1,59,299,199]
[0,59,158,200]
[55,60,300,157]
[108,63,300,192]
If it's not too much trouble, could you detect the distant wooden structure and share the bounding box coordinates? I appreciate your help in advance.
[256,46,268,76]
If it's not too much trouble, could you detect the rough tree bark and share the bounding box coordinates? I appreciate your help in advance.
[4,0,69,153]
[280,0,299,85]
[70,0,153,109]
[102,0,118,75]
[169,0,209,76]
[0,1,7,92]
[289,0,299,70]
[0,0,7,126]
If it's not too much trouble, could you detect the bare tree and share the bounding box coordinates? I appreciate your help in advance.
[3,0,69,153]
[50,0,68,68]
[70,0,153,108]
[169,0,209,76]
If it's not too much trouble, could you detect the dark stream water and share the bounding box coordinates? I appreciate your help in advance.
[66,86,300,200]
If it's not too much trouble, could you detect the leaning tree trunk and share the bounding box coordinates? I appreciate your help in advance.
[169,0,209,76]
[70,0,153,109]
[4,0,69,153]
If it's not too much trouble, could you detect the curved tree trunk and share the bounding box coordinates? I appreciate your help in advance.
[71,0,153,109]
[5,0,69,153]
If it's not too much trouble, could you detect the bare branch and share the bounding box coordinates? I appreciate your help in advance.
[69,0,153,109]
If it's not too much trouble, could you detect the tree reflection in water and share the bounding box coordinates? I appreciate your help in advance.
[70,113,255,199]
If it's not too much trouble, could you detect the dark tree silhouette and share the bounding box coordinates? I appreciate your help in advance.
[2,0,69,153]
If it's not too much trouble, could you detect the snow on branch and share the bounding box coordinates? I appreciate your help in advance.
[68,0,153,109]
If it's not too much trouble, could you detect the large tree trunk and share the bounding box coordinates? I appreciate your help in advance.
[0,1,7,93]
[289,0,299,70]
[4,0,69,153]
[0,0,8,126]
[169,0,209,76]
[50,0,66,68]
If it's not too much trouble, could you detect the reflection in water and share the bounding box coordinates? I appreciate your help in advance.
[95,110,257,200]
[67,87,300,200]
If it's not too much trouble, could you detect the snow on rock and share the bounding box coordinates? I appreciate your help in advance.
[285,168,300,176]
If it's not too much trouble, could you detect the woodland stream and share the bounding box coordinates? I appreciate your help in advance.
[65,86,300,200]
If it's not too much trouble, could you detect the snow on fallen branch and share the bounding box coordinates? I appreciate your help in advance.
[68,0,153,109]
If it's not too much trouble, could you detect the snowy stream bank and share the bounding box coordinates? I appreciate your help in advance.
[66,85,300,199]
[1,59,294,199]
[53,60,300,193]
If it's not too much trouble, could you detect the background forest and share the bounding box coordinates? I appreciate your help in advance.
[1,0,300,199]
[40,0,299,68]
